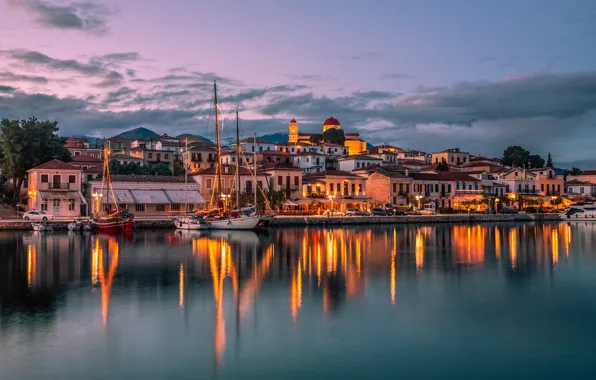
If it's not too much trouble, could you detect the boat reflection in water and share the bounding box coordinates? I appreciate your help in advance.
[1,222,595,379]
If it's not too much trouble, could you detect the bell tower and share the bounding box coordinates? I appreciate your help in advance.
[289,118,299,143]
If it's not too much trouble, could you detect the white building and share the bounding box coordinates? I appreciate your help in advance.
[338,155,383,172]
[293,152,326,173]
[27,159,87,217]
[231,137,275,154]
[565,180,596,198]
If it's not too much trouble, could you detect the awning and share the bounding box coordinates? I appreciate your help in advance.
[130,190,170,204]
[283,200,298,207]
[165,190,206,204]
[39,191,87,204]
[100,189,135,204]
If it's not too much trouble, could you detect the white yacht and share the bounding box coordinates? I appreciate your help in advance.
[561,202,596,220]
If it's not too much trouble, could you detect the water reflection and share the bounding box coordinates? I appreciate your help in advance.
[2,222,596,379]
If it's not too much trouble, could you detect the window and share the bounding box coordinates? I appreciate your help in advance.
[171,204,181,211]
[41,174,48,183]
[53,199,60,208]
[406,184,410,194]
[580,187,584,194]
[456,182,460,190]
[294,176,299,186]
[206,178,212,189]
[435,184,439,193]
[186,204,194,211]
[156,204,166,212]
[257,181,263,191]
[532,184,535,193]
[515,172,518,177]
[518,184,522,192]
[136,204,145,212]
[330,183,334,192]
[164,154,169,159]
[541,184,544,192]
[41,200,48,211]
[463,157,467,163]
[259,146,263,152]
[69,175,76,183]
[148,153,153,158]
[87,174,93,181]
[74,151,81,156]
[351,183,356,193]
[278,176,283,186]
[393,183,397,193]
[358,184,363,193]
[557,184,561,193]
[68,199,75,211]
[447,184,451,192]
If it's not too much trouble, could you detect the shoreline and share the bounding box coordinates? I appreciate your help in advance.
[0,214,562,231]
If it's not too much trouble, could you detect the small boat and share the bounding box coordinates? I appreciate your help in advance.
[561,202,596,220]
[175,215,211,230]
[91,214,133,233]
[68,218,84,231]
[32,222,53,232]
[208,213,261,230]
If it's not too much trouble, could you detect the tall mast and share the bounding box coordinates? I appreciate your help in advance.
[235,107,240,209]
[214,81,222,207]
[253,132,258,209]
[184,138,188,212]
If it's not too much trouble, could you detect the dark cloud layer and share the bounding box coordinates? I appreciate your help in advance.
[0,71,48,83]
[13,0,113,34]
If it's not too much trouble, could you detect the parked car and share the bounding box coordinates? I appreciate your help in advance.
[323,210,344,217]
[371,208,390,216]
[392,209,407,216]
[524,207,544,214]
[23,210,55,221]
[500,208,518,214]
[484,209,497,214]
[346,208,367,216]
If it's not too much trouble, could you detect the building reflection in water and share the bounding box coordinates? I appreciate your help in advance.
[5,222,595,371]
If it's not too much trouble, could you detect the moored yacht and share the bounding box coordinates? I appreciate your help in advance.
[561,202,596,220]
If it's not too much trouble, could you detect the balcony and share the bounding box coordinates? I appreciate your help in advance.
[307,193,327,199]
[48,183,71,190]
[455,189,484,195]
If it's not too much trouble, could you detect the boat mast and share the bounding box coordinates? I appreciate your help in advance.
[214,81,222,208]
[235,107,240,209]
[253,132,257,209]
[184,138,188,212]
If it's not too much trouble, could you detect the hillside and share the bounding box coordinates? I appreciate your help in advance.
[259,132,288,143]
[176,133,213,144]
[115,127,160,139]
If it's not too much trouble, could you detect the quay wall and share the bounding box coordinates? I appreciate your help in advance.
[0,214,562,231]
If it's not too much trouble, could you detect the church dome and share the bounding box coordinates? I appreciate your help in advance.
[290,118,297,123]
[323,117,340,126]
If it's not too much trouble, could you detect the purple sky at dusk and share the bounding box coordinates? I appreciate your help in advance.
[1,0,596,167]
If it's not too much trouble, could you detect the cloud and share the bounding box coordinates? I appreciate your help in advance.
[340,51,380,60]
[95,71,124,88]
[12,0,113,34]
[0,85,16,93]
[380,73,414,80]
[0,71,48,83]
[286,74,338,83]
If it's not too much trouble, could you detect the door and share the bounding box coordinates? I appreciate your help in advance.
[52,175,61,189]
[53,198,60,215]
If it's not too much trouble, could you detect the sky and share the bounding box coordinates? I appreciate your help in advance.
[1,0,596,167]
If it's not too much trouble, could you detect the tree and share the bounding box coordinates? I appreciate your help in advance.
[569,167,582,176]
[322,129,345,145]
[173,156,185,176]
[546,152,553,168]
[528,154,545,169]
[502,145,545,168]
[436,161,449,172]
[309,134,323,144]
[0,118,71,201]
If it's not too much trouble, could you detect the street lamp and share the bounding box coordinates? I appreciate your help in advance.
[328,194,336,214]
[415,194,422,210]
[92,191,103,215]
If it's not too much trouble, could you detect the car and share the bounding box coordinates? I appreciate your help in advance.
[323,210,344,217]
[392,209,407,216]
[500,208,518,214]
[524,207,544,214]
[484,209,497,214]
[346,208,367,216]
[23,210,55,221]
[371,208,390,216]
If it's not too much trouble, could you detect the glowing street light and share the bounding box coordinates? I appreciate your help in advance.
[328,194,336,213]
[92,191,103,215]
[415,194,422,210]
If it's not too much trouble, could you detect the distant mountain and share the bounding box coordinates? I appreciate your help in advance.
[176,133,213,144]
[365,141,374,150]
[114,127,160,140]
[259,132,288,143]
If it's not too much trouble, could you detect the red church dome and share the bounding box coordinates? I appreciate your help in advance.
[323,117,340,126]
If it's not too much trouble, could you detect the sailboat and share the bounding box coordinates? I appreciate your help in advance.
[176,138,211,230]
[90,145,133,233]
[208,85,262,230]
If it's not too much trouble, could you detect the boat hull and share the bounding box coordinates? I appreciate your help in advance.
[175,219,210,230]
[91,217,133,233]
[209,215,261,230]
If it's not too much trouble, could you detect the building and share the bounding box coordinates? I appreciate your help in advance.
[69,154,103,171]
[396,160,430,171]
[410,172,483,209]
[231,137,275,154]
[338,155,383,172]
[567,170,596,184]
[275,141,323,154]
[259,150,293,165]
[467,171,507,197]
[88,175,205,216]
[302,170,368,212]
[262,163,303,200]
[431,148,470,166]
[361,146,398,165]
[529,167,564,196]
[288,117,367,155]
[129,148,175,173]
[65,138,102,158]
[397,149,432,163]
[565,180,596,198]
[106,136,131,154]
[27,159,87,217]
[180,144,218,173]
[111,153,144,167]
[293,152,326,174]
[365,167,413,206]
[192,165,270,202]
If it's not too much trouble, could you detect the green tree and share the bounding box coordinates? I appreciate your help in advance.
[173,156,185,176]
[568,167,582,176]
[322,129,346,145]
[309,133,324,144]
[0,118,71,200]
[502,146,530,167]
[528,154,545,168]
[436,161,449,172]
[546,152,553,168]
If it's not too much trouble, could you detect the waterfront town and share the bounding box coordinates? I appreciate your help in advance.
[2,116,594,220]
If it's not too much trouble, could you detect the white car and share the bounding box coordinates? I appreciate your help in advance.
[23,210,55,221]
[323,210,344,217]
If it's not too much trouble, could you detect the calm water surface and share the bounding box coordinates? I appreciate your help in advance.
[1,223,596,379]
